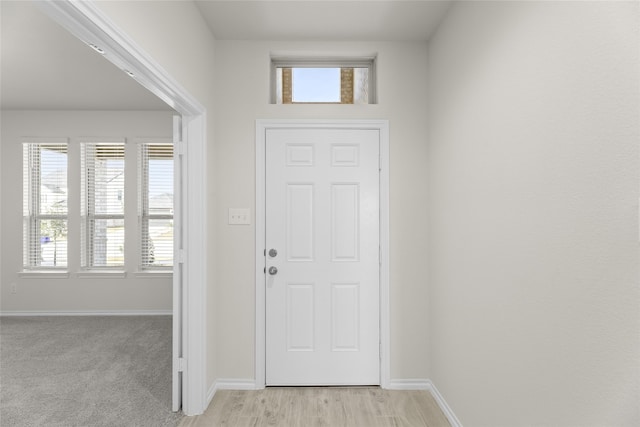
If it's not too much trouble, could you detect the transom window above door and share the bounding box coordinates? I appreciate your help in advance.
[271,57,376,105]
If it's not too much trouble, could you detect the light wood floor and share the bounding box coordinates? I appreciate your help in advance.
[179,387,451,427]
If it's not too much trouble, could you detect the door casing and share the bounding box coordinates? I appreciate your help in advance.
[255,119,390,389]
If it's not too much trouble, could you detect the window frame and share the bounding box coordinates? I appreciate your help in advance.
[270,56,377,105]
[22,138,69,271]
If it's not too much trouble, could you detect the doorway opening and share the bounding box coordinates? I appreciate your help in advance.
[37,0,209,415]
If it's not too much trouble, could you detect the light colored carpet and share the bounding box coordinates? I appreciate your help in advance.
[0,316,183,427]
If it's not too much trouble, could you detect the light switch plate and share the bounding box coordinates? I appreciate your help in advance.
[228,208,251,225]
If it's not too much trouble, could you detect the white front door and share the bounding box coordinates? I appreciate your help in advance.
[265,127,380,385]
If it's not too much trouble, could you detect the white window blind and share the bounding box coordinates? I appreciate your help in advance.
[22,142,68,269]
[138,143,173,269]
[81,142,125,268]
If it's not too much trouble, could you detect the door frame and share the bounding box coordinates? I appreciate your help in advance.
[38,0,208,415]
[255,119,390,389]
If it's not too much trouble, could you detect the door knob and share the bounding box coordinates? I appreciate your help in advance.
[268,266,278,275]
[268,248,278,257]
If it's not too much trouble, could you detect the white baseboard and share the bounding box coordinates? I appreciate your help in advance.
[207,379,259,407]
[207,382,217,405]
[215,378,259,390]
[0,310,172,316]
[387,378,431,390]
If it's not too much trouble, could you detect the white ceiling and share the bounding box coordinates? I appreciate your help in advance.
[195,1,451,41]
[0,0,451,111]
[0,1,172,111]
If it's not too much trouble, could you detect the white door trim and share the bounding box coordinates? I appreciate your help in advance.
[37,0,208,415]
[255,119,390,389]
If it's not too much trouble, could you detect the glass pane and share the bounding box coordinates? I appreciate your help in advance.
[292,68,340,103]
[92,144,125,215]
[354,68,369,105]
[143,218,174,267]
[148,158,173,214]
[39,145,68,215]
[38,219,68,267]
[90,218,124,267]
[276,67,283,104]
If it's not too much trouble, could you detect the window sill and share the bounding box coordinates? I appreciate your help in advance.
[19,270,70,279]
[134,271,172,279]
[76,271,127,279]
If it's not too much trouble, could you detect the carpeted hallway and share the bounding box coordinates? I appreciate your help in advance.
[0,316,183,427]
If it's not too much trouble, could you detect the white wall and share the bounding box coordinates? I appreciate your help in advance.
[1,110,173,313]
[91,1,431,388]
[427,2,639,425]
[93,0,219,387]
[213,41,430,382]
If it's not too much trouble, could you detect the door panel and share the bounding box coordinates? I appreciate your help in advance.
[286,184,314,261]
[331,184,360,261]
[265,128,380,385]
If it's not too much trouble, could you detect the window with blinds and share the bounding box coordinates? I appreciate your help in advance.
[81,142,125,268]
[22,142,69,269]
[138,143,173,269]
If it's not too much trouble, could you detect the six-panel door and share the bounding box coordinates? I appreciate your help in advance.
[265,128,380,385]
